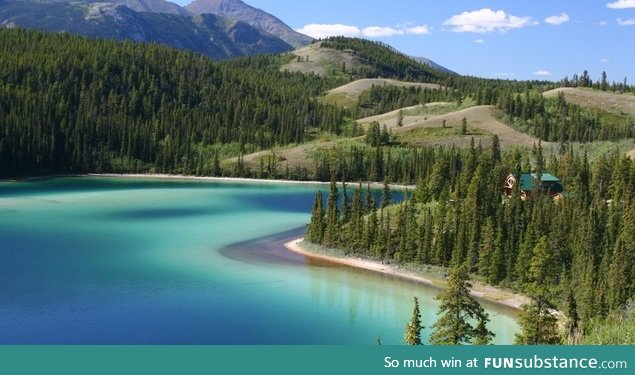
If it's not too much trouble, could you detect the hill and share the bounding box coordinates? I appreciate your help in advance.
[543,87,635,117]
[391,105,543,148]
[282,38,449,82]
[186,0,312,48]
[322,78,442,109]
[0,0,293,59]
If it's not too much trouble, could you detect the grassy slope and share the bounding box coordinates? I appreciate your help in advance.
[229,104,544,172]
[322,78,441,108]
[543,87,635,117]
[543,87,635,157]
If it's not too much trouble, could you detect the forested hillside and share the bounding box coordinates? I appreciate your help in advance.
[0,29,345,178]
[306,141,635,343]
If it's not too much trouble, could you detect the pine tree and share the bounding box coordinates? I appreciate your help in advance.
[404,297,424,345]
[429,264,494,345]
[381,178,392,209]
[473,315,495,345]
[306,191,324,243]
[461,117,468,135]
[514,297,560,345]
[397,110,404,127]
[323,177,340,247]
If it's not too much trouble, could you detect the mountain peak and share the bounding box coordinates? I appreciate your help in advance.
[186,0,312,48]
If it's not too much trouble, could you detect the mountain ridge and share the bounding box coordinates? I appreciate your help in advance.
[186,0,312,48]
[0,0,293,59]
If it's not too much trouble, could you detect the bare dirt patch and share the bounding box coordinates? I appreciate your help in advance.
[543,87,635,116]
[281,42,360,77]
[392,105,544,148]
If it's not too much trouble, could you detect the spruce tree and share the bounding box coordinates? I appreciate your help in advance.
[323,177,340,247]
[514,297,560,345]
[306,191,324,244]
[429,264,494,345]
[404,297,424,345]
[381,178,392,209]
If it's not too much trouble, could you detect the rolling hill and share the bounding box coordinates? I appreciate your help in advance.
[543,87,635,117]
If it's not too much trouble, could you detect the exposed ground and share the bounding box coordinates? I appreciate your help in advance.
[322,78,442,109]
[370,105,544,148]
[628,149,635,159]
[231,105,544,172]
[543,87,635,116]
[280,42,362,77]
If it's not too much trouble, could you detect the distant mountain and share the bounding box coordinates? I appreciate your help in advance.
[375,41,454,76]
[105,0,191,16]
[0,0,293,59]
[186,0,312,48]
[412,56,455,75]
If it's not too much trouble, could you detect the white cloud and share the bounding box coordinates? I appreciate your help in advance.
[296,23,431,39]
[544,13,570,25]
[600,58,610,63]
[406,25,432,35]
[474,38,485,44]
[607,0,635,9]
[599,20,609,26]
[362,26,404,37]
[617,17,635,25]
[444,8,535,33]
[534,70,553,76]
[296,24,361,39]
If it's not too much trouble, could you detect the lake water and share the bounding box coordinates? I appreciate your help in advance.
[0,177,518,344]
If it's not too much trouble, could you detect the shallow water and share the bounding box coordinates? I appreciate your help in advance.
[0,177,518,344]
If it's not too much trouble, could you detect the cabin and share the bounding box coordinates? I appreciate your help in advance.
[503,173,564,200]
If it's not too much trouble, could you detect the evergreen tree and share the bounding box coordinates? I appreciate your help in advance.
[306,191,324,243]
[381,178,392,209]
[514,298,561,345]
[461,117,468,135]
[404,297,424,345]
[429,264,493,345]
[323,177,340,247]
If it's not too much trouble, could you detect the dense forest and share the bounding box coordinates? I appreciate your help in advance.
[306,141,635,344]
[0,29,347,177]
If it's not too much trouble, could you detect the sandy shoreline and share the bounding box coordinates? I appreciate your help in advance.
[3,173,414,190]
[284,238,529,311]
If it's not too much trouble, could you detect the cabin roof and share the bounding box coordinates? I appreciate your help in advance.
[519,173,561,191]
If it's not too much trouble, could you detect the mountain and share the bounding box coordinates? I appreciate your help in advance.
[0,0,292,59]
[412,56,455,75]
[104,0,191,16]
[186,0,312,48]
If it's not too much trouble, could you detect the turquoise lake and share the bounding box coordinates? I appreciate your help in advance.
[0,177,519,344]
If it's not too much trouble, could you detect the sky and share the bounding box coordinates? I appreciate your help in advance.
[175,0,635,82]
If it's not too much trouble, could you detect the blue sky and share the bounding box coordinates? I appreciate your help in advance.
[176,0,635,82]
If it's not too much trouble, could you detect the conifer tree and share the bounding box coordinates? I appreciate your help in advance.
[514,298,560,345]
[323,177,340,247]
[429,264,493,345]
[306,191,324,244]
[381,178,392,209]
[404,297,424,345]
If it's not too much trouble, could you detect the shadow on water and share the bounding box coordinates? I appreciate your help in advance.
[102,207,219,221]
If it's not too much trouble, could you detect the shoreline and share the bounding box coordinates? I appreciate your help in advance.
[284,238,529,311]
[2,173,414,190]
